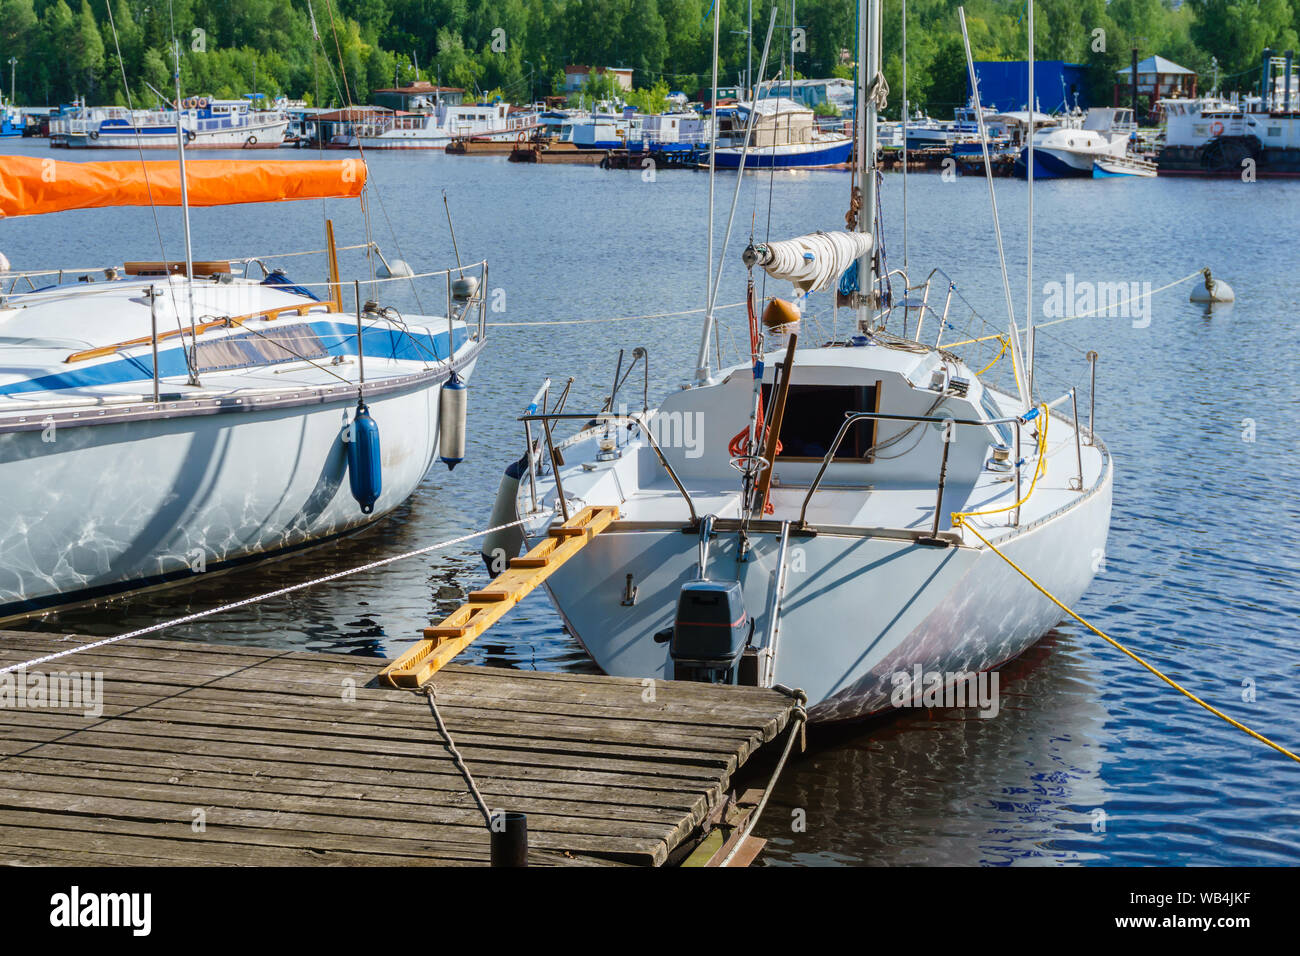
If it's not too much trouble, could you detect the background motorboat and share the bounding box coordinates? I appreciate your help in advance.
[1016,108,1137,178]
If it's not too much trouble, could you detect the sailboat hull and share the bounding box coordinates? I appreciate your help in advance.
[711,138,854,169]
[0,358,476,620]
[530,465,1111,723]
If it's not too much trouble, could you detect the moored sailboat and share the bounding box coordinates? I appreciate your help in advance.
[486,0,1112,723]
[0,156,488,619]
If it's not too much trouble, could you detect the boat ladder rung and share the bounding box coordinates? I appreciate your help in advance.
[378,505,618,688]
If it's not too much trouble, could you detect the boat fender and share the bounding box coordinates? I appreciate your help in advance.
[438,372,468,470]
[88,129,98,140]
[185,129,196,143]
[480,455,528,575]
[451,275,479,302]
[246,134,258,147]
[346,400,382,514]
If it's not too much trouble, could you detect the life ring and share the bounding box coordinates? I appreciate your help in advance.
[197,97,209,109]
[245,134,258,147]
[1210,120,1224,137]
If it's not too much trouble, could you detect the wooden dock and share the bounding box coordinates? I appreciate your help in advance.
[0,631,799,867]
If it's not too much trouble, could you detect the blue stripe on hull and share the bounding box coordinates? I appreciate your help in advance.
[0,322,466,397]
[712,140,852,169]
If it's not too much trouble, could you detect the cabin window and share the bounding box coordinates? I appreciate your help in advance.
[195,325,328,372]
[760,383,880,461]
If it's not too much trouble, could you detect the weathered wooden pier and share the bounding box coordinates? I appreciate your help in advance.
[0,631,799,867]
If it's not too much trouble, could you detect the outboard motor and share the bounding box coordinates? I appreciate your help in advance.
[668,580,750,684]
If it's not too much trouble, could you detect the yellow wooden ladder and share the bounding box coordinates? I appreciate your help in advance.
[378,505,618,688]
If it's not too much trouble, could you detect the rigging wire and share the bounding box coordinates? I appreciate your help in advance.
[102,0,195,379]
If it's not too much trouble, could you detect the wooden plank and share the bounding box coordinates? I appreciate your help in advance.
[0,634,797,867]
[379,505,618,686]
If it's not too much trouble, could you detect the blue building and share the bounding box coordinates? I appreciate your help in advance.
[967,60,1089,114]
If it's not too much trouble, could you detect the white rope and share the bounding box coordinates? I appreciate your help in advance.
[755,231,872,294]
[719,702,807,867]
[0,517,530,675]
[485,301,745,327]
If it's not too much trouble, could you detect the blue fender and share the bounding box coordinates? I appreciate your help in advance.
[347,401,382,514]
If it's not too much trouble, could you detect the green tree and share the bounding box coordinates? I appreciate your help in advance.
[69,0,106,96]
[1189,0,1299,84]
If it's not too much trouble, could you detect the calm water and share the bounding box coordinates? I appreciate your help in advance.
[4,141,1299,866]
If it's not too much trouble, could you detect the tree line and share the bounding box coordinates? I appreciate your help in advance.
[0,0,1296,115]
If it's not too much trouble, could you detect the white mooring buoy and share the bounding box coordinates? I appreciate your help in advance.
[1190,268,1234,304]
[380,258,414,278]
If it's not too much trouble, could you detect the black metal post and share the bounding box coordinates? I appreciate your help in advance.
[1131,48,1139,122]
[490,811,528,867]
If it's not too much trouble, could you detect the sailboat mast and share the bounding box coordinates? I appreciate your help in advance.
[901,0,908,273]
[854,0,880,328]
[1025,0,1036,399]
[695,0,722,383]
[747,0,753,93]
[173,38,198,385]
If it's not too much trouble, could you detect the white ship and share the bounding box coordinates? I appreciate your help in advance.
[1159,52,1300,175]
[50,97,289,149]
[354,83,537,149]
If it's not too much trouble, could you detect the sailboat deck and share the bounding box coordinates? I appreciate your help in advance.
[544,405,1107,545]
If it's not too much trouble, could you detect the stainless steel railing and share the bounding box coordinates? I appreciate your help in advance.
[797,409,1028,532]
[518,411,700,525]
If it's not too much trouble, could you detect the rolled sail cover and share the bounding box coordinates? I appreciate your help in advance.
[0,156,367,218]
[751,231,873,294]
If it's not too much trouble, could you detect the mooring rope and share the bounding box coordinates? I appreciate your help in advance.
[485,302,745,328]
[421,684,493,826]
[719,693,808,867]
[953,517,1300,765]
[943,269,1206,348]
[0,518,530,676]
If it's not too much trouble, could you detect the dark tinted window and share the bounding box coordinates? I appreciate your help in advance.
[760,383,879,460]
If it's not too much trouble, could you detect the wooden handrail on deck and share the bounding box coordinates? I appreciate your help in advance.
[64,300,341,364]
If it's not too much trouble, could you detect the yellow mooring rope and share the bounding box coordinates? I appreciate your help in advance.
[975,335,1010,376]
[950,404,1049,525]
[952,517,1300,764]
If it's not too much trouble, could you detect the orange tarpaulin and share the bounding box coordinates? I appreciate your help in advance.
[0,156,367,218]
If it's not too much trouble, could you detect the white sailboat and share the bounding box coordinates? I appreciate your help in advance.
[483,0,1111,722]
[0,155,487,619]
